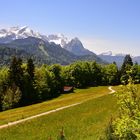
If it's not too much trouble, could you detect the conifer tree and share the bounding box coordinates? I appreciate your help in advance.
[8,57,24,89]
[120,55,133,84]
[27,58,35,80]
[25,58,36,104]
[121,54,133,74]
[5,56,23,108]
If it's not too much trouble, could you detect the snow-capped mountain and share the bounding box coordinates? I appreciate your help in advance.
[98,51,125,66]
[63,37,94,56]
[0,26,69,46]
[99,51,113,56]
[99,51,127,57]
[0,26,94,56]
[0,26,46,42]
[48,34,69,47]
[99,51,140,66]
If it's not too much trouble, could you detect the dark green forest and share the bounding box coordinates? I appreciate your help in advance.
[0,54,139,111]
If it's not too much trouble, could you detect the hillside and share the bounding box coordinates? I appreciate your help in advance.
[0,36,105,66]
[0,86,118,139]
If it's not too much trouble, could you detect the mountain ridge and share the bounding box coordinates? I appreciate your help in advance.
[0,36,105,66]
[99,51,140,66]
[0,26,94,56]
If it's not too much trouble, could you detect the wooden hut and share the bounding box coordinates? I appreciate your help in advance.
[63,86,73,93]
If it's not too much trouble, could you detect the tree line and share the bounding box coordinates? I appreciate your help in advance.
[0,54,140,111]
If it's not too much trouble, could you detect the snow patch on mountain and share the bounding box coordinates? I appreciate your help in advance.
[100,51,127,57]
[100,51,113,56]
[0,26,44,42]
[0,26,70,46]
[48,34,69,47]
[0,26,94,56]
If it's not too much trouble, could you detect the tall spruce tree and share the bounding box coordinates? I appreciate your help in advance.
[7,56,23,108]
[120,55,133,84]
[25,58,36,104]
[121,54,133,74]
[27,58,35,80]
[8,57,24,88]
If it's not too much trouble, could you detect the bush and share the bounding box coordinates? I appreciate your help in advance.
[106,78,140,139]
[2,85,21,110]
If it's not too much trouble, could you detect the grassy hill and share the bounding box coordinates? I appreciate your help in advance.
[0,86,118,139]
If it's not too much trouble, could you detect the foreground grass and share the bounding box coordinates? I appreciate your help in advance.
[0,94,118,140]
[0,86,109,125]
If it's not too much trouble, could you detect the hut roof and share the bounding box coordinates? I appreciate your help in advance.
[64,86,73,92]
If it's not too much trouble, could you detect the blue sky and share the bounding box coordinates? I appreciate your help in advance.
[0,0,140,55]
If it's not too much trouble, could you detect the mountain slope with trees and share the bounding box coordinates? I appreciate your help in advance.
[0,26,106,65]
[0,37,105,66]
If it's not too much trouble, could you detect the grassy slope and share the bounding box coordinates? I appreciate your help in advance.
[0,86,109,125]
[0,94,117,140]
[1,85,139,139]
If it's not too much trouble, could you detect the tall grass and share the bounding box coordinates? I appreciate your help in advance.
[0,86,109,125]
[0,94,118,140]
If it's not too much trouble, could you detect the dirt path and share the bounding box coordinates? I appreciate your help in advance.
[0,86,115,129]
[108,86,116,94]
[0,102,83,129]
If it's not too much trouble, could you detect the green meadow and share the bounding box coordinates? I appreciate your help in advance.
[0,86,109,125]
[0,86,118,140]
